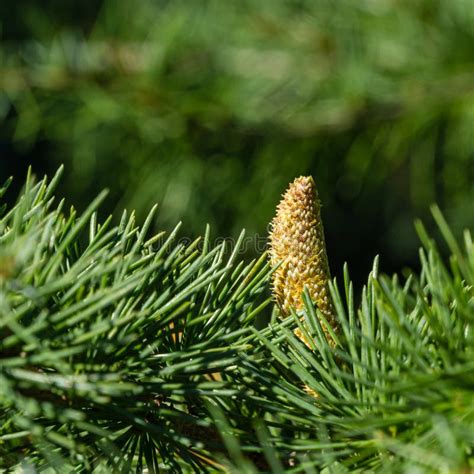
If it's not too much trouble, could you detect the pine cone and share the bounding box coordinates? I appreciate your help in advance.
[269,176,338,339]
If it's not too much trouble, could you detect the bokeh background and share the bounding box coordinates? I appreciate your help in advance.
[1,0,473,287]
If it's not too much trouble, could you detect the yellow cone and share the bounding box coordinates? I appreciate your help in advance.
[269,176,338,340]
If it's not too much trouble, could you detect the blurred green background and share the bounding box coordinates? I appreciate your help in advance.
[1,0,473,287]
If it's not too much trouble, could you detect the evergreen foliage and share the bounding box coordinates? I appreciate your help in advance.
[1,169,473,472]
[0,167,271,471]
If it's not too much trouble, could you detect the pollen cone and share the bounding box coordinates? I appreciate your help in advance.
[269,176,338,339]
